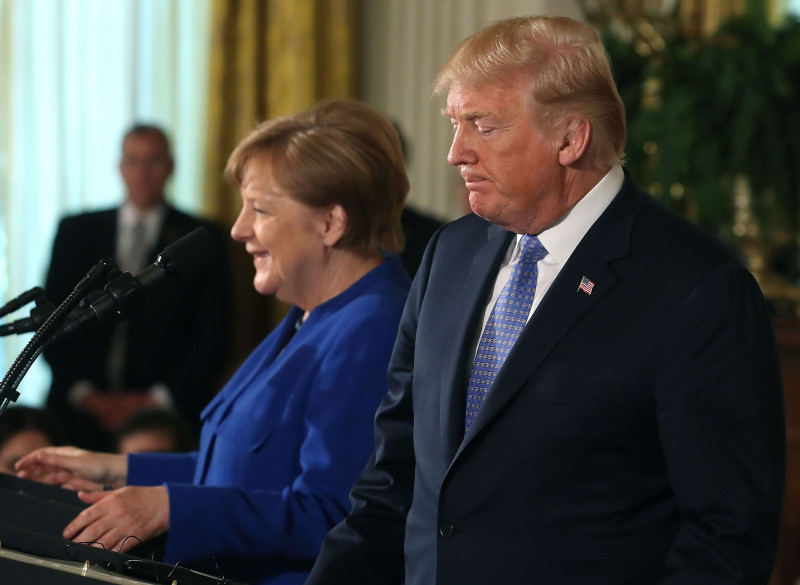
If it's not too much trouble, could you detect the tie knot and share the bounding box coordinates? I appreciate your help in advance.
[518,234,547,266]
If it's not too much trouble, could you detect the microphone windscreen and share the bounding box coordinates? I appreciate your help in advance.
[157,227,222,278]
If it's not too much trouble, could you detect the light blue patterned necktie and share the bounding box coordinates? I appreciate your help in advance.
[465,234,548,433]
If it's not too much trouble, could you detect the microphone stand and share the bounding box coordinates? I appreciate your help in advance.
[0,258,115,417]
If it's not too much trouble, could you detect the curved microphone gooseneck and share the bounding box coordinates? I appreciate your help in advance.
[0,258,115,416]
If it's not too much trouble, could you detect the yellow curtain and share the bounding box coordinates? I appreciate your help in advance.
[202,0,357,365]
[203,0,356,222]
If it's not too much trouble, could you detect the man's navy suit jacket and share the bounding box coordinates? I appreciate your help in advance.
[307,177,785,585]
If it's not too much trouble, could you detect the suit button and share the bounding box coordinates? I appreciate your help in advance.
[438,524,454,538]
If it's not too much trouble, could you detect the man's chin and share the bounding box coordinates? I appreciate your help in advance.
[468,196,499,224]
[469,205,524,233]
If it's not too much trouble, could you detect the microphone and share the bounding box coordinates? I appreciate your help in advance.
[49,227,220,343]
[0,298,56,337]
[0,287,44,318]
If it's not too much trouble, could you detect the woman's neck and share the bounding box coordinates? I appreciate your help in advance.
[300,249,384,319]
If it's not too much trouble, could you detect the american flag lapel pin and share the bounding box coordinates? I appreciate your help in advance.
[578,276,595,295]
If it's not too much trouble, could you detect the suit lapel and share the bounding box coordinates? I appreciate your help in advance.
[98,209,118,258]
[440,224,514,461]
[453,179,642,459]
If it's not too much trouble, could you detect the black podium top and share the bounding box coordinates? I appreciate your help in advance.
[0,473,246,585]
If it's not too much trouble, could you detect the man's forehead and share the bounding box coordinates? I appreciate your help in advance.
[442,81,527,120]
[443,83,492,117]
[123,133,169,153]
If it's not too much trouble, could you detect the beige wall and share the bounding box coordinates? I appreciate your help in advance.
[358,0,583,220]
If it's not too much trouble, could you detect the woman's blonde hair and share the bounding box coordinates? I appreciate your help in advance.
[225,100,409,255]
[434,16,626,169]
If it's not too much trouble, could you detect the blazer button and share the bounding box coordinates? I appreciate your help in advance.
[438,524,454,538]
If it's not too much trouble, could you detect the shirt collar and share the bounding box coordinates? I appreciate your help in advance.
[118,200,167,247]
[120,199,165,223]
[523,165,623,266]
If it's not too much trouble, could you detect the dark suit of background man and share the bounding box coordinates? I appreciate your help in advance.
[43,124,231,451]
[307,15,785,585]
[392,121,445,279]
[400,206,443,278]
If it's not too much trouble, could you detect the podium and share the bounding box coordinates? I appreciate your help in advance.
[0,473,246,585]
[0,472,86,536]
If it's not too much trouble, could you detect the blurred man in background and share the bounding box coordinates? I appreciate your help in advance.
[43,124,231,450]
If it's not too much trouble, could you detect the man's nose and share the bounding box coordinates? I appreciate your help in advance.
[447,129,477,167]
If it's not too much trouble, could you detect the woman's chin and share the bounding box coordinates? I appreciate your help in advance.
[252,276,276,297]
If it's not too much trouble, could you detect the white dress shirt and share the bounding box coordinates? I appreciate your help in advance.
[116,200,167,273]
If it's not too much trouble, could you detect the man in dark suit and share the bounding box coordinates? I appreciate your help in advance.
[400,206,443,278]
[391,121,445,279]
[43,124,231,450]
[306,15,785,585]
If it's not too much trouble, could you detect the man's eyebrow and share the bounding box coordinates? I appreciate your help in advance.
[440,108,492,121]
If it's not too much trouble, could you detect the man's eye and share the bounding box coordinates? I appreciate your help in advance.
[477,126,494,135]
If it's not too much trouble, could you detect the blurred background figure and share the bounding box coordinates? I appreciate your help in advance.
[400,206,444,278]
[0,406,66,474]
[42,124,232,452]
[392,121,444,278]
[115,409,197,454]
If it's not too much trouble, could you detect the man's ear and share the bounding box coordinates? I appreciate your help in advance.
[558,118,591,166]
[322,204,347,247]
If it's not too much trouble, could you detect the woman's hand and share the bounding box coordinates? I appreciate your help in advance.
[64,486,170,554]
[15,446,128,491]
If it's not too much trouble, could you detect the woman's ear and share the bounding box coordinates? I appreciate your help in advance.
[321,204,347,247]
[557,118,591,166]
